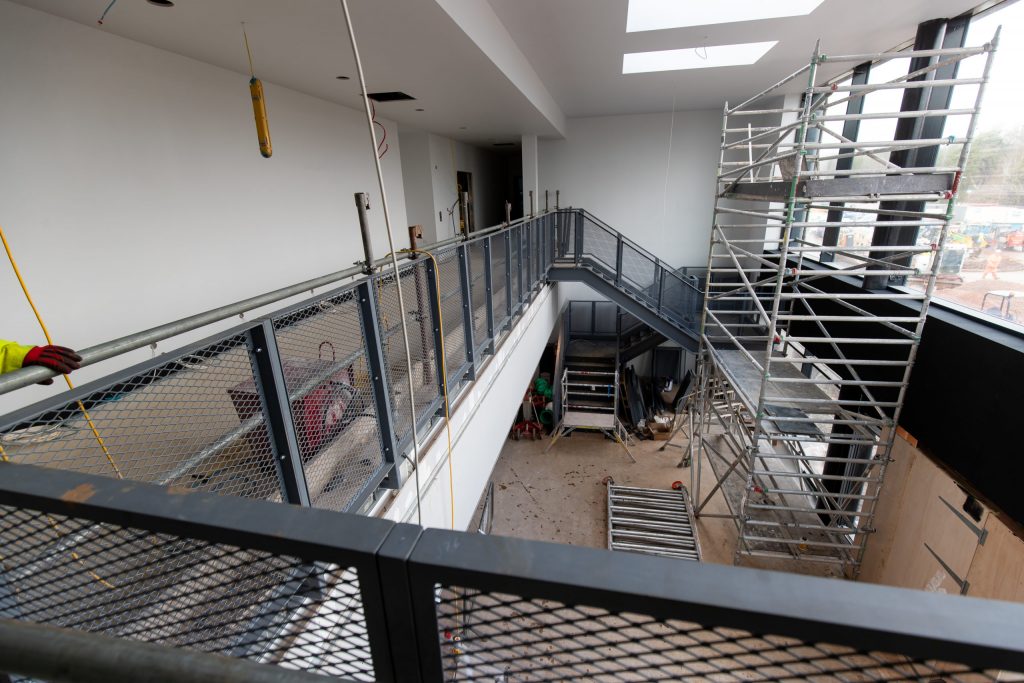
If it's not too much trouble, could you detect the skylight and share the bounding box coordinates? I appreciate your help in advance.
[626,0,824,32]
[623,42,778,74]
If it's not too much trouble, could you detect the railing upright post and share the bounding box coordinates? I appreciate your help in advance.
[357,280,402,488]
[524,222,532,303]
[483,237,495,354]
[615,235,624,288]
[516,226,525,312]
[504,231,513,322]
[457,244,476,380]
[574,210,584,265]
[424,259,448,401]
[658,268,666,315]
[247,321,312,506]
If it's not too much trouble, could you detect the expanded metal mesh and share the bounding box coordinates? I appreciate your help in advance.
[0,335,282,502]
[468,241,489,354]
[490,235,510,331]
[581,219,618,275]
[271,288,386,512]
[373,262,441,447]
[661,271,701,330]
[621,242,658,307]
[0,506,375,681]
[436,587,1013,682]
[434,248,470,388]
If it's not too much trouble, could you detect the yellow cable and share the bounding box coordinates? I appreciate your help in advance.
[242,22,255,78]
[0,225,123,479]
[0,227,121,589]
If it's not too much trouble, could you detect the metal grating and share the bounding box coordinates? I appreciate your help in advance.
[581,219,618,275]
[434,248,469,387]
[271,288,386,512]
[0,506,375,681]
[490,234,510,331]
[436,588,1013,681]
[373,262,440,446]
[0,336,282,502]
[468,240,489,354]
[620,242,658,307]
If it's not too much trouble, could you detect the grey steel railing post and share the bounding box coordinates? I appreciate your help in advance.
[374,524,429,683]
[574,210,585,265]
[355,192,375,275]
[516,226,525,312]
[457,244,476,380]
[615,234,624,287]
[504,231,513,322]
[423,259,448,401]
[658,268,666,315]
[483,237,495,354]
[356,280,402,488]
[524,222,533,300]
[247,321,311,507]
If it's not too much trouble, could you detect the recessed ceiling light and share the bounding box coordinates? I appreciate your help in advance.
[458,126,467,130]
[626,0,822,32]
[336,75,350,80]
[147,0,174,6]
[623,41,777,74]
[415,108,425,112]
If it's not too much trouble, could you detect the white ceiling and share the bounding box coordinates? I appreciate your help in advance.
[487,0,987,117]
[10,0,563,144]
[12,0,994,142]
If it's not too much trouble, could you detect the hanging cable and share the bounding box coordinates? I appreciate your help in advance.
[338,0,425,526]
[0,225,123,479]
[96,0,117,25]
[661,95,677,239]
[370,100,389,159]
[401,248,456,529]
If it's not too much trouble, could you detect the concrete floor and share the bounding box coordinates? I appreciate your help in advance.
[484,426,844,578]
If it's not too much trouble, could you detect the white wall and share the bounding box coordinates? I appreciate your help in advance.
[398,128,435,240]
[376,281,563,529]
[538,110,721,268]
[0,1,408,411]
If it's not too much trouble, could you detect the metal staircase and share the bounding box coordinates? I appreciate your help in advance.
[548,209,703,351]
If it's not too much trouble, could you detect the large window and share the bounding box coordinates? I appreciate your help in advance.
[905,2,1024,328]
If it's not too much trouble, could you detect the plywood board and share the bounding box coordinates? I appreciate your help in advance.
[965,517,1024,603]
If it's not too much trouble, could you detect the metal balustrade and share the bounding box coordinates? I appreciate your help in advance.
[0,209,703,517]
[0,463,1022,682]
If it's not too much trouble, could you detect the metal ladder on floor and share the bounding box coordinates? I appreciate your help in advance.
[606,483,701,561]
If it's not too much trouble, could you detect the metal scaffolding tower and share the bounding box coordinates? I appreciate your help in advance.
[691,34,999,575]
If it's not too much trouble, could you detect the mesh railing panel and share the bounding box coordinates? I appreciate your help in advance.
[510,227,523,310]
[436,587,1012,682]
[490,235,510,330]
[271,288,386,512]
[0,336,282,502]
[661,271,701,330]
[621,242,658,307]
[468,241,489,353]
[581,219,618,275]
[0,506,375,681]
[374,262,441,447]
[434,248,469,387]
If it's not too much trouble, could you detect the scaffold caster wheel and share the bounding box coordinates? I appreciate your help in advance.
[601,475,615,486]
[671,480,683,491]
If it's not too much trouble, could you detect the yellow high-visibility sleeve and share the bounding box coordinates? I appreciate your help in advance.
[0,340,34,375]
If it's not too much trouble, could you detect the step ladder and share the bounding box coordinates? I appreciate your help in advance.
[606,483,701,561]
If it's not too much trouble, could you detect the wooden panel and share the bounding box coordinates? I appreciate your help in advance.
[965,518,1024,603]
[860,436,986,593]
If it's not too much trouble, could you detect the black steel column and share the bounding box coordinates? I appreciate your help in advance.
[820,62,871,263]
[357,281,402,489]
[247,321,311,506]
[865,15,970,288]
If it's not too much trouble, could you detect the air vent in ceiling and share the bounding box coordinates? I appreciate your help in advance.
[367,91,416,102]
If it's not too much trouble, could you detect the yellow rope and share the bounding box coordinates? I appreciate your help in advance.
[0,225,123,479]
[0,225,120,589]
